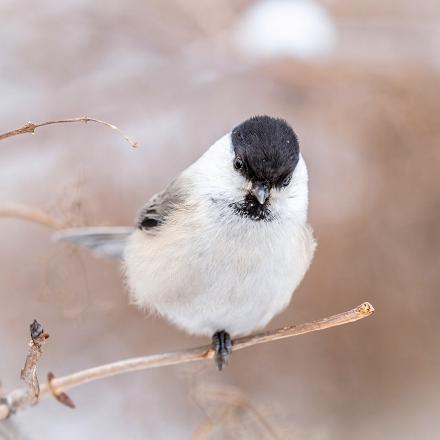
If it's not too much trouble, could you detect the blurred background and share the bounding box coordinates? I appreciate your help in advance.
[0,0,439,438]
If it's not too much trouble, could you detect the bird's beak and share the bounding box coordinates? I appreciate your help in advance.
[251,182,270,205]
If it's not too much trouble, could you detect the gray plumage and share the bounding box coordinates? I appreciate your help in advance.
[53,181,186,257]
[136,179,188,231]
[52,226,133,259]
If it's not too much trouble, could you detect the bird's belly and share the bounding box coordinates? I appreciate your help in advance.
[124,221,314,337]
[158,263,296,337]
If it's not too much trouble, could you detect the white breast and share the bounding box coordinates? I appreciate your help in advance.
[124,211,314,337]
[123,137,315,337]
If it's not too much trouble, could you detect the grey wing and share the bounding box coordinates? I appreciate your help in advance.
[53,178,188,258]
[52,226,134,259]
[137,179,188,232]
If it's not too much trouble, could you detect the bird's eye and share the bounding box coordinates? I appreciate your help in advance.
[234,157,243,170]
[282,176,291,187]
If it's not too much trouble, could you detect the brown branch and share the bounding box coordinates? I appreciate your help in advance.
[0,302,374,420]
[0,117,139,148]
[0,321,49,419]
[0,204,62,229]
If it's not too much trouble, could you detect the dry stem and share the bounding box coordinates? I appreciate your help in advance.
[0,321,49,419]
[0,204,62,229]
[0,302,374,420]
[0,117,138,148]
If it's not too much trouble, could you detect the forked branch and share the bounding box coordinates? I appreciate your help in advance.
[0,302,374,420]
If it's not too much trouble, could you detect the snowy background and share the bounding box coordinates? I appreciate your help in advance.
[1,0,439,438]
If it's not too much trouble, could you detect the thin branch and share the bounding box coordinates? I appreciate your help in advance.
[0,321,49,419]
[20,321,49,403]
[192,385,282,439]
[0,302,374,420]
[0,117,138,148]
[0,204,62,230]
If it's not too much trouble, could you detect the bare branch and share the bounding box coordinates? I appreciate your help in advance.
[0,302,374,420]
[0,117,138,148]
[0,204,62,230]
[0,321,49,419]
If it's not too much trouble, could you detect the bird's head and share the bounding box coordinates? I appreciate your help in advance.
[232,115,299,196]
[192,115,308,222]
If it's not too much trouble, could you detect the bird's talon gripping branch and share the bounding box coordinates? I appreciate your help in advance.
[212,330,232,371]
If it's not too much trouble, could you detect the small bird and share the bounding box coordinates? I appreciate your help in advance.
[55,116,316,370]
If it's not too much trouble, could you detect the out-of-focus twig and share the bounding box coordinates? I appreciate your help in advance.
[0,321,49,419]
[0,303,374,420]
[192,385,282,440]
[0,117,138,148]
[0,204,62,230]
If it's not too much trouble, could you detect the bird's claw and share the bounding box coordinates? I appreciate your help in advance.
[212,330,232,371]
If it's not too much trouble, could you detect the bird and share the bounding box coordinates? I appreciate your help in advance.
[54,115,316,370]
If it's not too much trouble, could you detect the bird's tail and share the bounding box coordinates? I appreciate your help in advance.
[52,226,134,259]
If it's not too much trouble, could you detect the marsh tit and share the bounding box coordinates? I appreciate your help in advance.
[55,115,316,369]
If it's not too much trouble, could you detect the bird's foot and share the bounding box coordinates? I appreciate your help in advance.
[212,330,232,371]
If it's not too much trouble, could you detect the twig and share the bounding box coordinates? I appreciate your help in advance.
[0,321,49,419]
[47,372,76,409]
[0,117,138,148]
[0,204,62,230]
[192,385,282,439]
[0,302,374,420]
